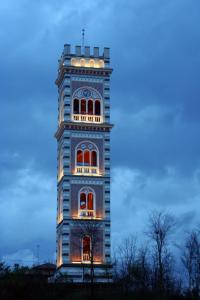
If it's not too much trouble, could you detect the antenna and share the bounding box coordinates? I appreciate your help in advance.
[36,244,40,265]
[82,28,85,48]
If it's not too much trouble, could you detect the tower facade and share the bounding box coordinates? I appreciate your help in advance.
[55,44,113,282]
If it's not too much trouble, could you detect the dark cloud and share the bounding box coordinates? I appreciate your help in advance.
[0,0,200,262]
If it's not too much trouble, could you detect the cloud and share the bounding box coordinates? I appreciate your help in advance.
[111,167,200,244]
[0,0,200,262]
[0,163,56,262]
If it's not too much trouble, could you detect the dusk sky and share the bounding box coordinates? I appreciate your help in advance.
[1,0,200,265]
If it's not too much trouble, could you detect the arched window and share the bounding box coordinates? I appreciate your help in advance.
[73,99,79,114]
[95,100,101,115]
[87,193,94,210]
[89,59,95,68]
[81,99,86,114]
[88,100,94,115]
[76,142,99,169]
[79,187,95,218]
[77,150,83,165]
[84,150,90,165]
[72,87,102,123]
[83,236,90,261]
[91,151,97,167]
[80,58,85,67]
[80,193,86,209]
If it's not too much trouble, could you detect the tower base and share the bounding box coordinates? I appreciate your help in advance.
[54,263,113,283]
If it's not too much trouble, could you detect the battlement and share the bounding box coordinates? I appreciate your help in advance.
[63,44,110,59]
[58,44,110,70]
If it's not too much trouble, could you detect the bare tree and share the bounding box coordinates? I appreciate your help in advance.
[147,211,175,292]
[182,230,200,294]
[135,245,151,290]
[115,235,137,292]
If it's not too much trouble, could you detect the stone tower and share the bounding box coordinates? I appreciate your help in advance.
[55,44,113,282]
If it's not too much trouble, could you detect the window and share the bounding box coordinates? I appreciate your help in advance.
[80,193,86,209]
[95,100,101,115]
[88,100,93,115]
[84,150,90,165]
[77,150,83,165]
[79,187,95,218]
[76,142,99,168]
[82,236,90,261]
[81,99,86,114]
[91,151,97,166]
[72,87,102,123]
[73,99,79,114]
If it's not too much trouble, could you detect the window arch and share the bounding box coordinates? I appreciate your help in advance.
[76,141,99,168]
[79,187,95,218]
[72,87,102,122]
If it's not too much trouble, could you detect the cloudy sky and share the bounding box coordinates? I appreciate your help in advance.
[1,0,200,265]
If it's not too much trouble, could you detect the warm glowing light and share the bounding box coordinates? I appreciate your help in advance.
[71,261,103,265]
[71,58,104,68]
[58,169,64,182]
[73,166,101,177]
[57,213,63,224]
[72,114,102,123]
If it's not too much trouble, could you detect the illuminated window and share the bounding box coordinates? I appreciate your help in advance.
[91,151,97,166]
[77,150,83,165]
[88,100,94,115]
[81,99,86,114]
[89,59,95,67]
[72,87,103,123]
[87,193,94,210]
[76,142,99,168]
[79,187,95,218]
[82,236,91,261]
[99,59,104,68]
[80,58,85,67]
[84,150,90,165]
[80,193,86,209]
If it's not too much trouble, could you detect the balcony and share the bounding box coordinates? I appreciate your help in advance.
[72,114,102,124]
[82,254,90,262]
[75,166,99,176]
[79,209,95,219]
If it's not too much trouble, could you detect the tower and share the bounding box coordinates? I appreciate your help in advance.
[55,43,113,282]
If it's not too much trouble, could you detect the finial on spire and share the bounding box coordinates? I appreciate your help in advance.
[82,28,85,48]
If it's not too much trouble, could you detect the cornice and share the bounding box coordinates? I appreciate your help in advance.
[55,66,113,86]
[55,121,113,141]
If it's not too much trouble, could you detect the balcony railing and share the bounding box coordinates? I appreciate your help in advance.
[82,254,90,262]
[79,209,95,218]
[72,114,102,123]
[75,166,99,176]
